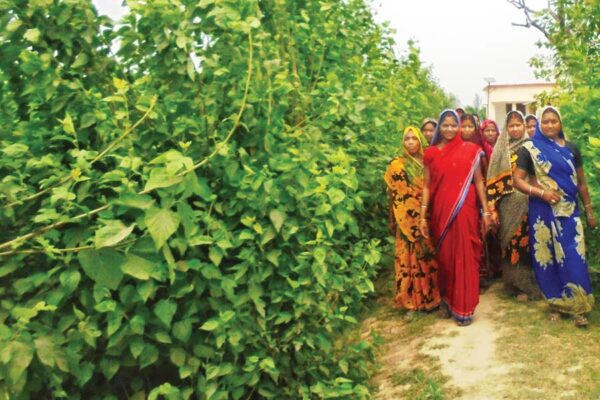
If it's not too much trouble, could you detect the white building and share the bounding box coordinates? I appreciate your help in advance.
[484,82,556,123]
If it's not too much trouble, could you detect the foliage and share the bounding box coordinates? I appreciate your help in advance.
[0,0,451,398]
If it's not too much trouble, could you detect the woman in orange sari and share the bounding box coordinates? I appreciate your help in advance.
[420,110,493,326]
[385,127,441,318]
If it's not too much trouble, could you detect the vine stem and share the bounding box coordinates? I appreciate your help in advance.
[0,204,110,253]
[2,98,156,210]
[179,30,254,175]
[0,30,254,256]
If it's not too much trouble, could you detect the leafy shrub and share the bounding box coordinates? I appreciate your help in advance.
[0,0,450,398]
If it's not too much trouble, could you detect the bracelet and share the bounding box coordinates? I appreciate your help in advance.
[528,185,533,196]
[482,212,491,216]
[420,205,427,209]
[540,190,545,199]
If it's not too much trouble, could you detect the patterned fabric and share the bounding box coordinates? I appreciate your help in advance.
[486,110,530,250]
[384,156,441,311]
[524,106,594,315]
[424,109,483,323]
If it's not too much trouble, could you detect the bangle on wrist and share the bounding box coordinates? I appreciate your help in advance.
[540,190,545,199]
[482,212,491,216]
[528,185,533,196]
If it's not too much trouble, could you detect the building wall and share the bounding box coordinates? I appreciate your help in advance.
[485,83,555,123]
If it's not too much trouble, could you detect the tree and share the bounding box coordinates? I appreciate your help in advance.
[509,0,600,261]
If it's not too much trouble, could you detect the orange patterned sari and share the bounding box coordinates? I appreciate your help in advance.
[385,146,441,311]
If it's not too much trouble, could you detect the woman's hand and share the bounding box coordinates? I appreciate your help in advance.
[481,214,493,237]
[419,219,429,239]
[587,209,598,230]
[490,209,500,233]
[541,189,561,205]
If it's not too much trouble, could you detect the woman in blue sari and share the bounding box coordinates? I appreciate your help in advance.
[513,106,597,327]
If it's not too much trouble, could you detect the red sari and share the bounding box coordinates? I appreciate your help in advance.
[424,134,483,323]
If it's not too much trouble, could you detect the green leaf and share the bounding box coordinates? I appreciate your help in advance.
[59,270,81,293]
[327,188,346,205]
[35,336,68,372]
[94,221,135,248]
[208,247,223,266]
[115,193,155,210]
[24,28,41,43]
[172,319,192,342]
[145,207,181,249]
[78,249,125,290]
[200,318,220,331]
[71,52,89,69]
[62,112,76,135]
[144,168,184,192]
[269,210,286,233]
[122,254,156,280]
[169,347,186,367]
[154,299,177,327]
[589,137,600,148]
[8,340,34,382]
[313,247,327,265]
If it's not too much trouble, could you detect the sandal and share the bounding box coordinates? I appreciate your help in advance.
[574,315,588,328]
[403,311,416,322]
[437,304,451,319]
[456,319,472,327]
[516,293,529,302]
[548,312,560,322]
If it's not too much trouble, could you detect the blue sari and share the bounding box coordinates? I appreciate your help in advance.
[523,121,594,315]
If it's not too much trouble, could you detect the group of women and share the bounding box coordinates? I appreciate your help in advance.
[384,106,597,327]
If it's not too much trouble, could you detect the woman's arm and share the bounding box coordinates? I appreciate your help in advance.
[576,167,597,229]
[388,191,396,234]
[419,166,431,239]
[513,167,561,204]
[474,164,492,233]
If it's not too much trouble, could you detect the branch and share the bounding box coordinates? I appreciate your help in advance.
[507,0,551,39]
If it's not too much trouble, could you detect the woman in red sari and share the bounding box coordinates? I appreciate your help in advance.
[420,109,493,326]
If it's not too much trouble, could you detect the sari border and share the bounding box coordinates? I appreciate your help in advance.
[436,151,483,251]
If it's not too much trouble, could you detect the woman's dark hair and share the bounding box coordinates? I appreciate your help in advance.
[460,113,483,145]
[506,110,524,123]
[525,114,537,123]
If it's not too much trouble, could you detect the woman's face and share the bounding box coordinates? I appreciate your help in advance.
[482,123,499,145]
[526,118,537,137]
[439,115,459,142]
[461,119,476,141]
[507,115,525,140]
[403,130,421,156]
[422,123,435,144]
[540,110,562,139]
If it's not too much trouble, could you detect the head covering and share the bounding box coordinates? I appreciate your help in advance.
[430,109,462,147]
[525,114,537,124]
[479,119,499,159]
[536,105,566,139]
[401,126,427,182]
[421,117,437,130]
[486,110,529,249]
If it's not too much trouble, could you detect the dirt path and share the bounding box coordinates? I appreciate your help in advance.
[364,283,519,399]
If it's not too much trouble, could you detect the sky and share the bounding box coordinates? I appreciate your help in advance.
[92,0,551,106]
